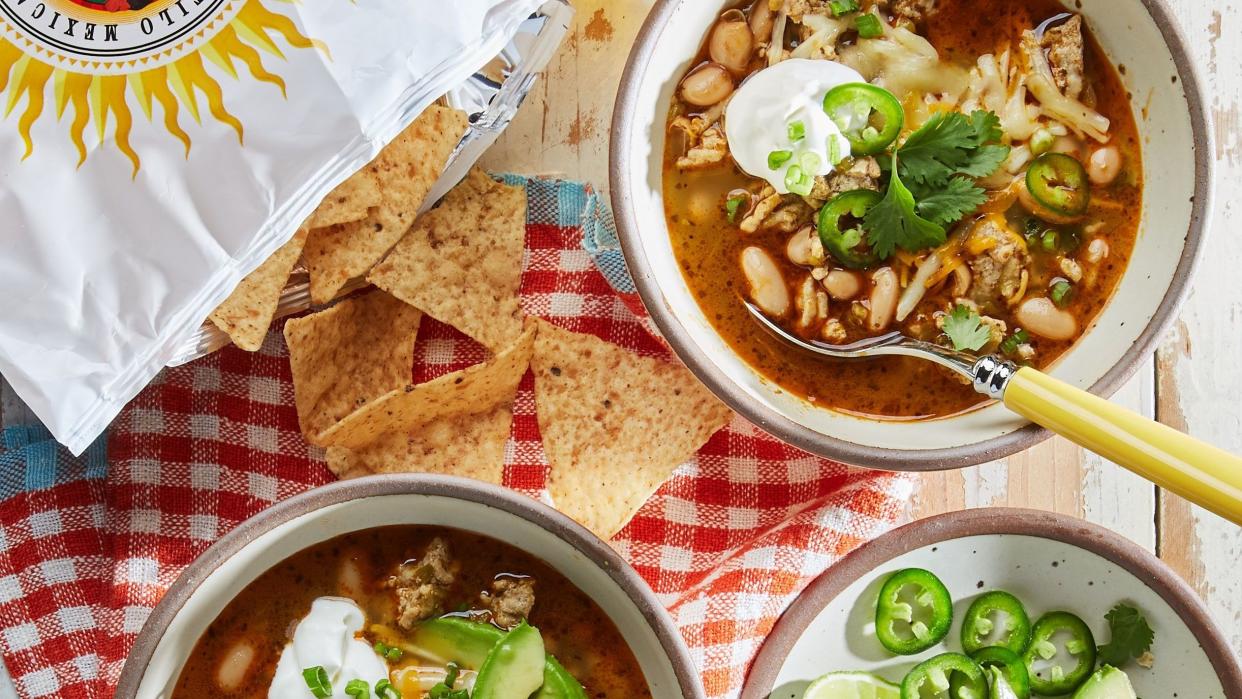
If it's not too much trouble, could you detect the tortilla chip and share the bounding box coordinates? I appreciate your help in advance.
[306,169,382,229]
[283,290,423,442]
[304,105,469,304]
[531,320,733,538]
[325,404,512,484]
[368,168,526,352]
[317,321,535,450]
[209,228,308,352]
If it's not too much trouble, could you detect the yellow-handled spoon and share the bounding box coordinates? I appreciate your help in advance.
[744,302,1242,525]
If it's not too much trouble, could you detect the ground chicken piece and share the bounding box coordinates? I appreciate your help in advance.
[764,201,814,233]
[740,187,782,233]
[808,157,882,204]
[483,577,536,629]
[676,125,728,170]
[892,0,936,23]
[966,218,1029,313]
[391,537,457,629]
[785,0,832,21]
[1041,15,1085,99]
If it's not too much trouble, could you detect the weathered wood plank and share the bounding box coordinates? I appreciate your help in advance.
[1155,0,1242,659]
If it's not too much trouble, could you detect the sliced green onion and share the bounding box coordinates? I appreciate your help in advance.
[375,678,401,699]
[785,164,813,196]
[999,329,1030,355]
[828,136,842,166]
[829,0,859,16]
[1031,127,1055,155]
[1051,280,1072,307]
[444,662,460,688]
[373,641,389,656]
[768,149,793,169]
[345,679,371,699]
[384,646,403,661]
[787,120,806,142]
[800,151,822,173]
[1041,229,1060,251]
[302,666,332,699]
[856,14,883,39]
[725,194,747,222]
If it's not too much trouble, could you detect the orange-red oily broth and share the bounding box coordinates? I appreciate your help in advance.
[665,0,1142,419]
[173,526,651,698]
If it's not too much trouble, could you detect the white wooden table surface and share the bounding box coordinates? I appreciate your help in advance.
[1,0,1239,693]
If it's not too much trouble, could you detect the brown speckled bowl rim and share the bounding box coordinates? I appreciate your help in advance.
[115,474,706,699]
[740,508,1242,699]
[608,0,1214,471]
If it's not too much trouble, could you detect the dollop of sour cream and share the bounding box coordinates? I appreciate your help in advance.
[269,597,389,698]
[725,59,866,194]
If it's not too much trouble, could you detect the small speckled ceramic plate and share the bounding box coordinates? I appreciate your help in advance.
[741,508,1241,699]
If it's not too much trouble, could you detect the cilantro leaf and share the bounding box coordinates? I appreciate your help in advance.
[914,176,990,226]
[895,110,1010,186]
[862,161,945,259]
[1097,603,1155,667]
[942,304,993,352]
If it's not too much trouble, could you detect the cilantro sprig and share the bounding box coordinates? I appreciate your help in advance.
[942,305,993,352]
[1097,603,1155,667]
[861,110,1009,258]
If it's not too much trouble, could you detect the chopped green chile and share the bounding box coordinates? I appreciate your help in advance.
[1026,153,1091,216]
[1022,611,1097,695]
[999,329,1030,356]
[822,83,903,155]
[960,590,1032,654]
[818,190,883,269]
[725,194,747,222]
[900,652,987,699]
[971,647,1031,699]
[875,568,953,655]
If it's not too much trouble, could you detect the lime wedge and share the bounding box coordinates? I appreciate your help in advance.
[803,671,901,699]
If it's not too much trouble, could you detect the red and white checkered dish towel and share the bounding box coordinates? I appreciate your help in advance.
[0,176,914,699]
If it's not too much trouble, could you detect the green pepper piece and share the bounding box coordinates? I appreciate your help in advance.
[1022,611,1097,695]
[1026,153,1091,217]
[961,590,1032,654]
[875,568,953,655]
[971,647,1031,699]
[818,190,883,270]
[822,83,904,156]
[900,652,986,699]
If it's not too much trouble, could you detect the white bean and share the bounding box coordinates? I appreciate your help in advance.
[215,640,256,692]
[680,63,734,107]
[824,270,862,300]
[741,246,790,317]
[1086,238,1110,263]
[709,17,754,73]
[338,554,365,599]
[1016,297,1078,341]
[1050,135,1084,160]
[1087,146,1122,185]
[785,227,822,266]
[867,268,898,332]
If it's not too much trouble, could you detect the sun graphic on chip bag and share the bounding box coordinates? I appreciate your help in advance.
[0,0,326,173]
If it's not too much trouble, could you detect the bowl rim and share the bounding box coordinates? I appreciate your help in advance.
[608,0,1214,470]
[739,507,1242,699]
[115,474,706,699]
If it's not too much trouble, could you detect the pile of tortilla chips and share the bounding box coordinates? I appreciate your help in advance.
[209,104,469,352]
[275,167,734,539]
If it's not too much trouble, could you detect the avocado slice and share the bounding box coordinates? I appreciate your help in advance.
[1072,666,1138,699]
[404,616,589,696]
[472,621,547,699]
[533,655,589,699]
[405,616,505,668]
